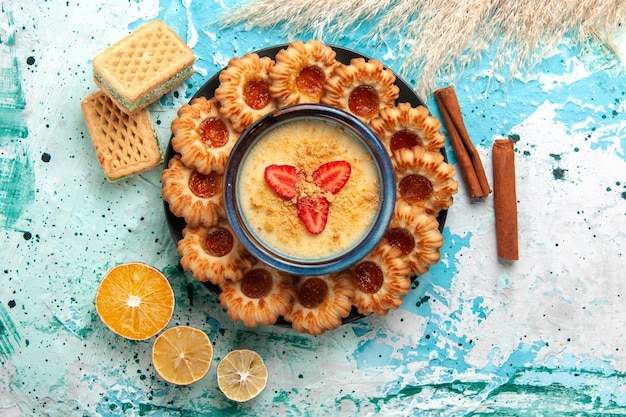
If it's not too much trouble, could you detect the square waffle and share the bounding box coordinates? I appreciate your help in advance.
[93,20,195,113]
[81,91,163,181]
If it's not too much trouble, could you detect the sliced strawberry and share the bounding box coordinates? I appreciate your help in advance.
[296,196,329,234]
[312,160,351,194]
[264,164,304,199]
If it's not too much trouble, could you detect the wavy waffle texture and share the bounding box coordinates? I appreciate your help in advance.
[81,91,162,181]
[93,20,194,110]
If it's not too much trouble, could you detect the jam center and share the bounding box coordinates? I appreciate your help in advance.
[240,269,273,299]
[298,277,329,308]
[296,65,325,98]
[244,78,271,110]
[390,129,421,152]
[203,226,234,257]
[399,174,433,203]
[353,261,384,293]
[348,85,379,118]
[384,227,415,256]
[199,117,229,148]
[188,170,221,198]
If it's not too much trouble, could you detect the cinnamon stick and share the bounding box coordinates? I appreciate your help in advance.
[435,86,491,199]
[492,139,518,260]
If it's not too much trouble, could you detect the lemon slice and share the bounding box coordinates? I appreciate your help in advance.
[217,349,268,402]
[152,326,214,385]
[95,262,174,340]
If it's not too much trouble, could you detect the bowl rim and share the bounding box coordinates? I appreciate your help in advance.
[223,103,396,276]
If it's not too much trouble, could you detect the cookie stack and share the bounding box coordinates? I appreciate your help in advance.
[81,20,195,181]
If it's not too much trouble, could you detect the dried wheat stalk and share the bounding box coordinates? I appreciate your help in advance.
[220,0,626,98]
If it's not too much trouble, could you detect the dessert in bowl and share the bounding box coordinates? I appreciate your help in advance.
[223,103,396,276]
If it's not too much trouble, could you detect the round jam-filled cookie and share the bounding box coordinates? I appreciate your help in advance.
[392,146,458,216]
[322,57,399,122]
[369,102,446,155]
[349,243,411,316]
[284,272,355,336]
[218,267,296,327]
[177,221,256,285]
[171,96,239,175]
[161,154,224,228]
[384,201,443,276]
[214,53,277,132]
[269,40,340,107]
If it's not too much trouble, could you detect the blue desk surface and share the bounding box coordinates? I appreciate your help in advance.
[1,1,625,416]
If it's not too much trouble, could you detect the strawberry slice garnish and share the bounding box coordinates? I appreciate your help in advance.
[296,196,329,235]
[312,161,351,194]
[264,161,350,234]
[264,164,304,199]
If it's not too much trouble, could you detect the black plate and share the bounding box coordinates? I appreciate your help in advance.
[163,44,447,327]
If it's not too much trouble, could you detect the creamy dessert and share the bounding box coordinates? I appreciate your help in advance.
[238,118,380,260]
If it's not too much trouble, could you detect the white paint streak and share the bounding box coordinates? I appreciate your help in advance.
[213,51,231,68]
[182,0,199,48]
[438,100,626,373]
[611,25,626,63]
[536,57,591,92]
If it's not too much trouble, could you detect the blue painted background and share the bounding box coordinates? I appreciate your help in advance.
[1,1,625,415]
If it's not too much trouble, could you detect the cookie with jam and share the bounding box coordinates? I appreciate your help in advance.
[214,53,277,132]
[269,39,340,107]
[393,146,458,216]
[219,266,296,327]
[384,201,443,277]
[171,96,239,175]
[349,243,411,316]
[322,57,399,122]
[161,154,224,228]
[369,102,446,155]
[284,272,355,335]
[178,220,256,285]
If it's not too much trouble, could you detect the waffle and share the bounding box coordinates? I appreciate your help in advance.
[81,91,163,181]
[93,20,195,113]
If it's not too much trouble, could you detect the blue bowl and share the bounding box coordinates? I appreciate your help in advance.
[224,104,396,276]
